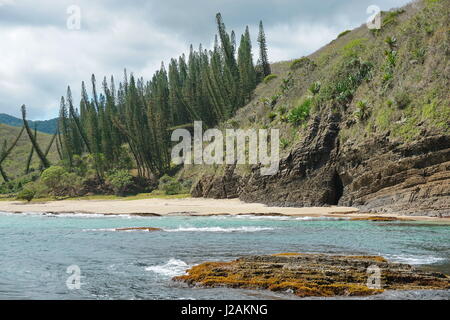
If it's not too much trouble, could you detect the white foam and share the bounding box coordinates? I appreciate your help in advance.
[294,216,350,221]
[145,259,190,277]
[232,215,349,221]
[82,228,118,232]
[163,226,275,233]
[385,254,445,265]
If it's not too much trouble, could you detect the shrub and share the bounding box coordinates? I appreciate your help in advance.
[15,181,49,201]
[309,81,321,95]
[270,94,280,106]
[41,166,66,189]
[330,58,373,104]
[268,112,277,121]
[287,99,312,125]
[337,30,351,38]
[394,90,411,109]
[290,57,315,70]
[280,138,289,149]
[263,74,278,84]
[353,100,370,122]
[382,9,405,27]
[106,169,134,196]
[40,166,82,197]
[278,105,287,115]
[158,174,183,195]
[16,188,36,202]
[384,36,397,50]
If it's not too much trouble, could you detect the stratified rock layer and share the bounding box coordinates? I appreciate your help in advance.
[192,112,450,217]
[173,253,450,297]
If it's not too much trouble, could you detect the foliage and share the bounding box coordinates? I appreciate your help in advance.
[309,81,321,95]
[53,13,268,182]
[325,58,373,105]
[16,188,36,202]
[337,30,351,38]
[353,100,370,122]
[287,99,312,125]
[280,138,289,149]
[394,90,411,109]
[106,169,134,196]
[263,74,278,84]
[40,166,82,197]
[290,57,316,70]
[158,174,186,195]
[267,112,277,121]
[382,9,405,27]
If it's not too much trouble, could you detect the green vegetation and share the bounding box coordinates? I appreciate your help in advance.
[106,169,134,196]
[263,74,278,84]
[290,57,315,70]
[0,13,273,199]
[337,30,351,38]
[2,0,449,200]
[382,9,405,27]
[394,90,411,109]
[354,100,370,122]
[287,99,312,125]
[267,111,277,121]
[158,174,192,195]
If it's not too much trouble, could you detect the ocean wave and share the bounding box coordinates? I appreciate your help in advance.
[385,254,445,265]
[294,216,350,221]
[163,226,275,233]
[145,259,190,277]
[231,215,349,221]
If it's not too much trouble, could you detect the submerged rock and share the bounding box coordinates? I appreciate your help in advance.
[115,227,162,232]
[173,253,450,297]
[349,216,413,221]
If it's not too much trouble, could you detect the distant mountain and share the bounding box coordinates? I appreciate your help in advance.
[0,113,57,134]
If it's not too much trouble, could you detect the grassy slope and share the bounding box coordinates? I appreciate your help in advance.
[181,0,450,182]
[0,123,59,181]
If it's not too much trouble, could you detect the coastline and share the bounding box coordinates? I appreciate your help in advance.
[1,197,449,222]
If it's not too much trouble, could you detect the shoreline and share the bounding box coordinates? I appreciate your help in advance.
[0,197,449,223]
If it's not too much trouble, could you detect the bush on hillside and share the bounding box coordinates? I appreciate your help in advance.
[287,99,312,125]
[106,169,134,196]
[263,74,278,84]
[40,166,82,197]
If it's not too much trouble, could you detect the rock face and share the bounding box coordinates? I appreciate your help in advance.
[192,112,450,217]
[173,253,450,298]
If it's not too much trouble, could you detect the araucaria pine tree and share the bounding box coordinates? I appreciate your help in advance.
[53,13,270,182]
[257,20,271,80]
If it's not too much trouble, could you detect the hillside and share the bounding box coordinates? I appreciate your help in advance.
[0,123,59,182]
[185,0,450,216]
[0,113,58,134]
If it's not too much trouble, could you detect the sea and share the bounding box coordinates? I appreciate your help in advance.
[0,212,449,300]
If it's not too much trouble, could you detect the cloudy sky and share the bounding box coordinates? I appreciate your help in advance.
[0,0,410,120]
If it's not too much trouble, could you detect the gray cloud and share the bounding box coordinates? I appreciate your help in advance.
[0,0,411,120]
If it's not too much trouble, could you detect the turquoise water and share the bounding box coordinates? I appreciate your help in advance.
[0,212,449,299]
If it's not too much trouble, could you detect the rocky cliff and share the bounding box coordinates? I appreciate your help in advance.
[188,0,450,216]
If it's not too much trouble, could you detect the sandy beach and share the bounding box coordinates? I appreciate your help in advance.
[0,197,449,222]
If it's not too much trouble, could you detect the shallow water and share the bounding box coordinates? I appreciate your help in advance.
[0,212,449,299]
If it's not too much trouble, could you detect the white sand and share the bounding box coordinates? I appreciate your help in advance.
[0,197,448,222]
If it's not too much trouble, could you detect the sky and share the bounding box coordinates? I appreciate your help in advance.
[0,0,411,120]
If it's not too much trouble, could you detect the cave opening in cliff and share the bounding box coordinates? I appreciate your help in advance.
[330,172,344,205]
